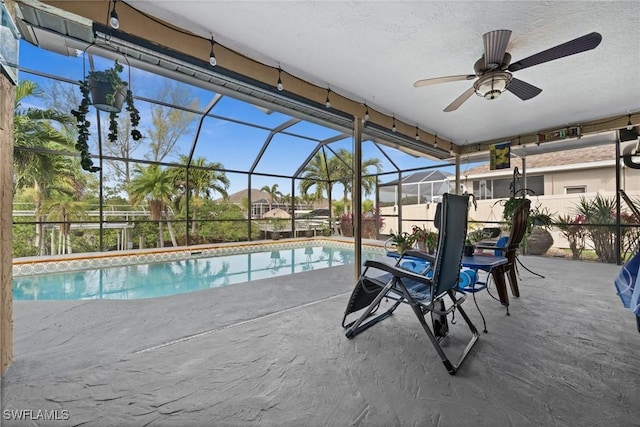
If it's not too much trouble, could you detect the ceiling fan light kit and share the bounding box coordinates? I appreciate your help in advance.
[415,30,602,111]
[474,71,512,100]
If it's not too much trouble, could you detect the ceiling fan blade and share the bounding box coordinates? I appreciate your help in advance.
[508,32,602,72]
[506,78,542,100]
[444,87,475,112]
[483,30,512,69]
[414,75,475,87]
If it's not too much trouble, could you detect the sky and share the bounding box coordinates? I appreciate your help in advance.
[17,40,465,199]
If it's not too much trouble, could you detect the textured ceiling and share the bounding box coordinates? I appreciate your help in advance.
[127,1,640,147]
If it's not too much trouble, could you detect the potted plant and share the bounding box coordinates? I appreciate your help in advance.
[500,191,555,255]
[71,60,142,172]
[464,229,487,256]
[411,225,438,254]
[340,212,354,237]
[529,205,554,230]
[526,204,555,255]
[387,231,416,254]
[501,195,528,224]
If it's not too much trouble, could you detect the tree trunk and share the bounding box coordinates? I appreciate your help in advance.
[158,221,164,248]
[167,220,178,247]
[50,226,55,255]
[37,217,46,256]
[34,183,44,255]
[50,227,57,255]
[191,200,198,234]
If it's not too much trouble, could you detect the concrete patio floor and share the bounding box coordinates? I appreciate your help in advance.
[2,255,639,426]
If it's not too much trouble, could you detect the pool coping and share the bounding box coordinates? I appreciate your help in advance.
[12,237,386,277]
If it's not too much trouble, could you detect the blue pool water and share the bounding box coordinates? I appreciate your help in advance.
[13,245,382,300]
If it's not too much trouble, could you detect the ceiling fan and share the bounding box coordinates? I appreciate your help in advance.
[414,30,602,112]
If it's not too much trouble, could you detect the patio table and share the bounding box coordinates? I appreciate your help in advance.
[461,254,510,313]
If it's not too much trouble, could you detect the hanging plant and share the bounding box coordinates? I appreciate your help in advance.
[501,195,527,223]
[71,59,142,172]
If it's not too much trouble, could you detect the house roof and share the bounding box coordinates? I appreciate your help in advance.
[463,144,616,176]
[381,169,452,186]
[224,188,270,204]
[224,188,330,209]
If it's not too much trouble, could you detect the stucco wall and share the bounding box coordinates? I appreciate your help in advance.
[547,164,640,195]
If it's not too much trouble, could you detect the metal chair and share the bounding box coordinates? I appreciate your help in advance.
[476,198,531,303]
[341,193,478,375]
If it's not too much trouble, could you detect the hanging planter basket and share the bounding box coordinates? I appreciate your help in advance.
[71,45,142,173]
[89,76,127,113]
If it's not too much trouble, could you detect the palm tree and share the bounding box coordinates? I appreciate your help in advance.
[13,80,79,255]
[299,148,382,215]
[171,155,230,233]
[299,149,340,206]
[129,164,179,247]
[260,184,284,211]
[280,193,292,211]
[43,193,88,255]
[333,148,382,214]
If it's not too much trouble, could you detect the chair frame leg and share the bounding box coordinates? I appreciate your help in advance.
[345,280,401,339]
[345,287,480,375]
[490,269,510,315]
[411,290,479,375]
[507,267,520,297]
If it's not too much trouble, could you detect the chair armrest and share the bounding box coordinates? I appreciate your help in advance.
[402,250,436,264]
[364,260,433,284]
[475,243,507,251]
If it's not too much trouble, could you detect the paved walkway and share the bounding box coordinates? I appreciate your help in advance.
[2,256,639,426]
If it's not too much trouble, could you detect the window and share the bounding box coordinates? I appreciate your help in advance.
[565,186,586,194]
[473,175,544,200]
[473,180,493,200]
[524,175,545,197]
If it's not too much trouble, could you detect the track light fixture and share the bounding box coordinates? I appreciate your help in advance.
[434,133,438,147]
[208,37,217,67]
[450,142,454,156]
[392,116,396,133]
[276,67,283,91]
[627,113,633,131]
[415,126,419,141]
[109,0,120,29]
[364,104,369,121]
[325,88,331,109]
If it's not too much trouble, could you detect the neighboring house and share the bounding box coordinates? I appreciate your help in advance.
[379,170,456,234]
[379,169,455,207]
[380,145,640,250]
[460,145,640,250]
[224,188,323,219]
[460,144,640,201]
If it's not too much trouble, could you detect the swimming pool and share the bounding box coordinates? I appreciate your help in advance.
[13,243,384,300]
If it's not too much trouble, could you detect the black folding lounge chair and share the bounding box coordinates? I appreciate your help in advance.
[341,193,479,375]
